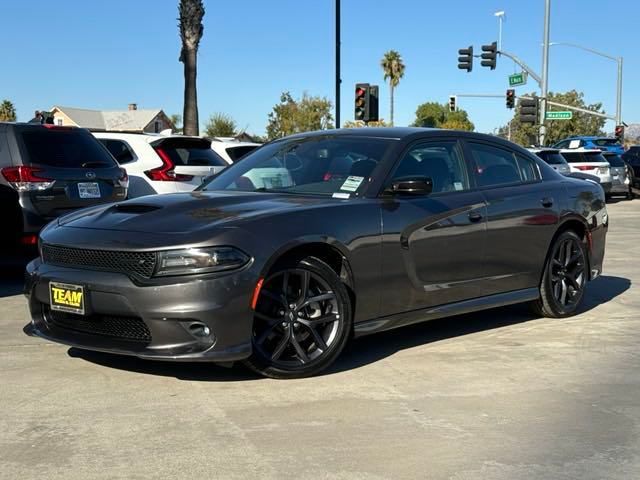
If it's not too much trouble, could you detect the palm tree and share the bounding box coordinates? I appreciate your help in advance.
[380,50,405,126]
[178,0,205,136]
[0,100,17,122]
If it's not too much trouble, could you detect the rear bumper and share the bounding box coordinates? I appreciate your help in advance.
[23,259,256,362]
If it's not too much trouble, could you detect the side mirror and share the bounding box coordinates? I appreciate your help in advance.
[386,176,433,196]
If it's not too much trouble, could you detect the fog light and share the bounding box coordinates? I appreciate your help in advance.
[188,323,211,338]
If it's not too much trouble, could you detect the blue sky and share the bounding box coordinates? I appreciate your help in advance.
[2,0,638,134]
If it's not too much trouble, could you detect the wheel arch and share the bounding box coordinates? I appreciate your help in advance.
[259,238,357,313]
[539,215,591,285]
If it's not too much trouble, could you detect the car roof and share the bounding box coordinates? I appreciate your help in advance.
[527,147,560,153]
[559,148,606,155]
[562,135,615,140]
[92,131,203,144]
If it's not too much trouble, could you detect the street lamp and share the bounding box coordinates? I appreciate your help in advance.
[494,11,506,51]
[548,41,623,125]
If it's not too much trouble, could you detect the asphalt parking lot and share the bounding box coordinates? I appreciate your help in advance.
[1,199,638,480]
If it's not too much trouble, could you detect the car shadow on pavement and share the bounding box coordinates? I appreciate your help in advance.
[70,275,630,381]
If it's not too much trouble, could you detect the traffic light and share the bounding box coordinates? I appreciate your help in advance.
[355,83,368,121]
[449,95,457,113]
[519,97,539,124]
[354,83,379,123]
[457,46,473,72]
[615,124,624,142]
[506,89,515,109]
[481,41,498,70]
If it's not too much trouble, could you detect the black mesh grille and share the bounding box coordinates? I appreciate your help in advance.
[42,244,156,278]
[44,307,151,343]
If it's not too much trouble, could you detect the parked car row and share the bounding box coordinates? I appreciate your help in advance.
[528,139,636,201]
[1,122,263,254]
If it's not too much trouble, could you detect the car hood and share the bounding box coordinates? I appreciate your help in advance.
[58,191,333,234]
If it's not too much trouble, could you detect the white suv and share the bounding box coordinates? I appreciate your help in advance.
[94,132,228,198]
[559,148,612,194]
[211,138,261,164]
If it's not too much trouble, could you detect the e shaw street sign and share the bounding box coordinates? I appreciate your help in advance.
[546,111,573,120]
[508,72,527,87]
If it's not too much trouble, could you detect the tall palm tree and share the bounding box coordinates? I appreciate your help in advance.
[178,0,205,136]
[380,50,405,126]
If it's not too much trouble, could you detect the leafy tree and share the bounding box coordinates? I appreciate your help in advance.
[266,92,333,140]
[501,90,606,146]
[178,0,205,136]
[380,50,405,126]
[412,102,474,131]
[0,100,16,122]
[169,113,182,132]
[204,113,237,137]
[342,119,391,128]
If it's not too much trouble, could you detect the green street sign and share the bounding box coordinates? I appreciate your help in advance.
[508,72,527,87]
[546,111,573,120]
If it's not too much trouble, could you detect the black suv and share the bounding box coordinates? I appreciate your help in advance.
[0,123,128,254]
[622,146,640,191]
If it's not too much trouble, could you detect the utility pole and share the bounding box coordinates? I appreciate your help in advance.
[494,11,506,51]
[616,56,623,126]
[335,0,341,129]
[539,0,551,145]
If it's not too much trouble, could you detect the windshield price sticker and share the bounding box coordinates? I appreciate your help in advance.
[340,176,364,192]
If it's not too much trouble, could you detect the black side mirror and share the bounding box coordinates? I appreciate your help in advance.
[386,176,433,196]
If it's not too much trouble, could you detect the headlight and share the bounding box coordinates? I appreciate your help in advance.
[155,247,250,276]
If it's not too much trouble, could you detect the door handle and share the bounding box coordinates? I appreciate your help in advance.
[468,211,483,223]
[541,197,554,208]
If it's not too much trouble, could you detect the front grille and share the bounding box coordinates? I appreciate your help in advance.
[42,244,157,278]
[44,307,151,344]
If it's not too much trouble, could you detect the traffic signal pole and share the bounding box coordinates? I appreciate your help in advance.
[539,0,551,146]
[335,0,341,128]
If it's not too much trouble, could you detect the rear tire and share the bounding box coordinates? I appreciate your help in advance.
[531,230,588,318]
[244,256,352,379]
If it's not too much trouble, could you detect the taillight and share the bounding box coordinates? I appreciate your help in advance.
[1,166,55,191]
[118,167,129,188]
[145,147,193,181]
[20,234,38,246]
[575,165,596,171]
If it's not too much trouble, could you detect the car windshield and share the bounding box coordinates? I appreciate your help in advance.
[200,136,394,197]
[593,139,621,147]
[536,151,566,165]
[604,154,625,167]
[561,151,608,164]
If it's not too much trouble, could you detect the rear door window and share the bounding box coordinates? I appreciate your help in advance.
[226,145,259,162]
[100,139,135,164]
[153,138,227,167]
[18,128,117,168]
[536,151,566,165]
[594,139,621,147]
[467,142,535,187]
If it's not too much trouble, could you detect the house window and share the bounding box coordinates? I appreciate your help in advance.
[56,118,63,126]
[154,120,160,133]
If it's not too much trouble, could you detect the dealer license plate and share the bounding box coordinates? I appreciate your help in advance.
[49,282,85,315]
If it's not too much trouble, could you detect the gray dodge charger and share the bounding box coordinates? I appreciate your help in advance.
[24,128,608,378]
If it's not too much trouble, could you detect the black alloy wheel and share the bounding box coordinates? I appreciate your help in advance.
[532,230,587,318]
[245,256,352,379]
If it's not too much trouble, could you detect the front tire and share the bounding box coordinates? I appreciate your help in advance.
[531,230,588,318]
[244,256,352,379]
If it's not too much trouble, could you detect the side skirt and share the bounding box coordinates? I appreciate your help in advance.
[353,288,540,337]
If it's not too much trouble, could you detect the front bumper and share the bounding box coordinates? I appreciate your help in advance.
[24,259,255,362]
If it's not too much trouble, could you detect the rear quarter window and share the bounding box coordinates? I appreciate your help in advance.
[18,128,117,168]
[99,139,136,164]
